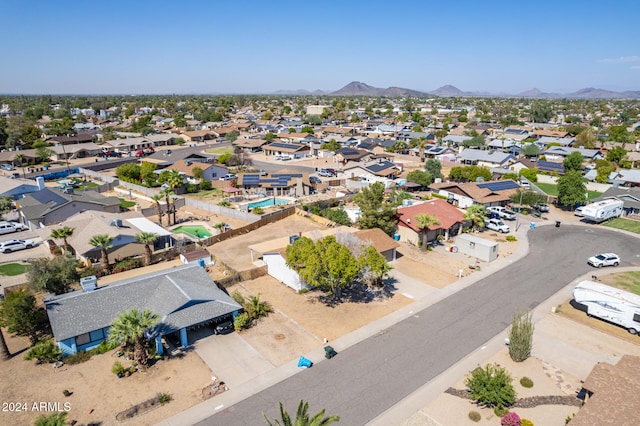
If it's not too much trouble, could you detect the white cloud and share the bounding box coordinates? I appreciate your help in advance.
[599,55,640,63]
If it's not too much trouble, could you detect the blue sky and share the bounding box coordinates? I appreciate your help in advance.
[2,0,639,95]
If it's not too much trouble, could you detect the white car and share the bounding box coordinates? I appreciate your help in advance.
[587,253,620,268]
[219,174,237,181]
[486,218,510,233]
[574,206,585,217]
[0,239,36,253]
[487,206,516,221]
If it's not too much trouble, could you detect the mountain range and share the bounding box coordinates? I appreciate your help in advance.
[274,81,640,99]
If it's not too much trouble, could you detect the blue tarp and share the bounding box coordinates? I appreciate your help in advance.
[298,356,312,368]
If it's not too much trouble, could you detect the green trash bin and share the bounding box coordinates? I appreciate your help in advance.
[324,346,337,359]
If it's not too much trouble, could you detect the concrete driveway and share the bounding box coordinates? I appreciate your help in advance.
[194,332,274,389]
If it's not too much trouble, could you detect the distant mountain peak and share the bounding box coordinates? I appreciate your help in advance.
[332,81,427,97]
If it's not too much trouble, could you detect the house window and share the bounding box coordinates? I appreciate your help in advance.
[76,333,91,346]
[634,313,640,323]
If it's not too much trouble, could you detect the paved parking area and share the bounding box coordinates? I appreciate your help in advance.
[194,332,274,389]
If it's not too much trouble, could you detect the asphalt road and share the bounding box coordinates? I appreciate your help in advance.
[198,225,640,425]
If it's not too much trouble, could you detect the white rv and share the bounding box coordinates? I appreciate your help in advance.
[581,199,623,223]
[572,280,640,335]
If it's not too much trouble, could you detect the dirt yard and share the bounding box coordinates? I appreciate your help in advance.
[0,333,214,426]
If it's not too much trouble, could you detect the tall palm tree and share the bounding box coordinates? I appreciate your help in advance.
[417,137,427,161]
[150,194,165,226]
[135,232,158,266]
[414,214,440,251]
[50,226,74,254]
[14,153,26,178]
[264,400,340,426]
[89,234,114,272]
[464,204,487,231]
[162,189,175,226]
[107,308,159,366]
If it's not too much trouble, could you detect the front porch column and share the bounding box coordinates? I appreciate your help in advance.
[155,336,164,355]
[179,328,188,347]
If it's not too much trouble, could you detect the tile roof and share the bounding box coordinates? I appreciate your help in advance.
[46,264,242,341]
[396,199,465,232]
[430,180,520,204]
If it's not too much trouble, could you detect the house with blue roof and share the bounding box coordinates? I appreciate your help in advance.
[544,146,603,162]
[45,264,242,356]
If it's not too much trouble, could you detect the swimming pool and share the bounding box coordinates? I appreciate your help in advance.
[172,225,212,238]
[247,198,291,210]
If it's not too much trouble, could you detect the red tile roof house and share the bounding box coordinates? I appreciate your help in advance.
[395,198,466,247]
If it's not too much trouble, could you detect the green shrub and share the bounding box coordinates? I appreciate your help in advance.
[94,339,118,354]
[494,406,509,417]
[159,393,173,404]
[199,180,212,191]
[506,235,517,242]
[64,350,93,364]
[79,266,100,278]
[521,419,534,426]
[186,183,198,193]
[520,376,534,388]
[217,200,231,207]
[231,290,245,306]
[430,192,448,199]
[468,410,481,422]
[24,340,62,363]
[465,363,516,408]
[233,312,250,330]
[508,310,534,362]
[35,412,68,426]
[252,206,264,215]
[112,361,125,375]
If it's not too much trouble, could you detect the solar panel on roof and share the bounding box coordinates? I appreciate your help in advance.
[477,181,520,191]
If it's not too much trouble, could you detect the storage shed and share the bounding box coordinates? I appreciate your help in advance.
[180,249,213,267]
[455,233,499,263]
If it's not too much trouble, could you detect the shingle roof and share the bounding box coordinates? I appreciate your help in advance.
[46,264,241,341]
[396,199,465,232]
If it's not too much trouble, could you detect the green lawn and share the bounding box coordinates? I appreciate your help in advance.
[603,218,640,234]
[0,263,27,276]
[205,147,232,155]
[118,198,136,208]
[606,271,640,295]
[77,182,99,191]
[535,182,601,201]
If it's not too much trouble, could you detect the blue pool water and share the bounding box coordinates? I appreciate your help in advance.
[248,198,291,209]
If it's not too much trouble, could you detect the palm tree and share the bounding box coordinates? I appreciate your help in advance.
[162,189,175,226]
[246,294,272,320]
[213,222,227,234]
[50,226,75,254]
[107,308,159,366]
[151,194,165,226]
[417,137,427,161]
[464,204,488,231]
[89,234,114,272]
[414,214,440,251]
[264,400,340,426]
[14,153,26,178]
[135,232,158,266]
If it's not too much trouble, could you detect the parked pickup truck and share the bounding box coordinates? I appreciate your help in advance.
[0,221,26,235]
[486,206,516,221]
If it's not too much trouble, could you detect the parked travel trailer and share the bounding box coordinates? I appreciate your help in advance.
[572,280,640,335]
[581,199,623,223]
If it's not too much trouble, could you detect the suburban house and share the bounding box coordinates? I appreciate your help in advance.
[45,264,242,356]
[50,142,104,160]
[254,227,399,292]
[0,175,45,199]
[263,142,311,158]
[395,199,466,246]
[430,180,521,208]
[613,169,640,187]
[34,211,173,267]
[103,137,155,154]
[49,134,95,145]
[456,148,516,168]
[505,158,538,175]
[334,147,372,164]
[234,137,269,152]
[17,187,121,228]
[180,129,217,142]
[543,146,603,162]
[343,159,401,181]
[569,355,640,426]
[443,135,472,146]
[236,170,313,197]
[535,160,565,174]
[167,159,229,183]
